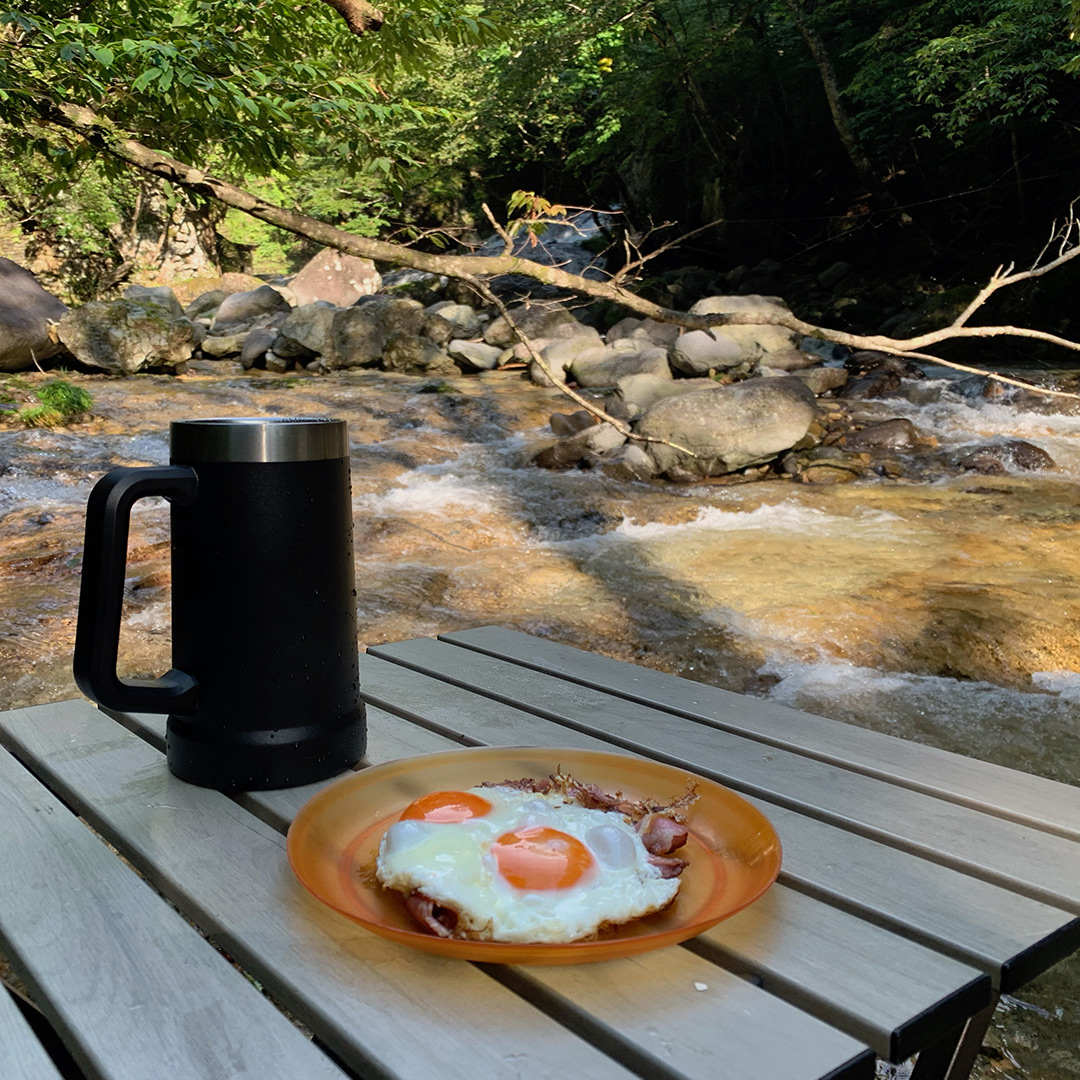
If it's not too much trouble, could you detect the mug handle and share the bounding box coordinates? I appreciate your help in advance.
[73,466,200,714]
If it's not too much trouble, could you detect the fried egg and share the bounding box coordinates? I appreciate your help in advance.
[375,785,683,944]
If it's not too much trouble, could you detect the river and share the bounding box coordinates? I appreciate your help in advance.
[1,362,1078,1078]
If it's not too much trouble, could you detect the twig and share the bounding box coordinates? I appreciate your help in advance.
[460,273,699,458]
[480,202,515,257]
[872,347,1080,400]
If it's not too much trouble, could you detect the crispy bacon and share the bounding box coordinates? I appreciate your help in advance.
[482,770,698,859]
[404,892,458,937]
[647,853,689,879]
[483,771,699,826]
[637,813,690,856]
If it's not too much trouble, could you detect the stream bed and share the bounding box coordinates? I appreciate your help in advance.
[1,364,1079,1078]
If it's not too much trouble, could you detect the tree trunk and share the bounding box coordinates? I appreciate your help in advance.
[781,0,875,187]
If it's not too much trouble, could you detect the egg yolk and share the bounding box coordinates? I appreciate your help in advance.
[492,826,596,890]
[400,790,493,823]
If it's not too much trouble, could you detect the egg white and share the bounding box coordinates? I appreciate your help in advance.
[376,785,683,944]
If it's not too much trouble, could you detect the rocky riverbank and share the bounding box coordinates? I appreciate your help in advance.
[3,248,1073,490]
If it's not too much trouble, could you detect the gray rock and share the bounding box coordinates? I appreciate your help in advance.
[817,261,851,289]
[845,418,921,451]
[688,294,799,361]
[273,303,337,359]
[328,298,425,369]
[550,411,598,436]
[957,440,1055,473]
[570,344,671,388]
[240,327,277,369]
[330,305,384,368]
[264,350,290,373]
[381,334,457,377]
[425,301,482,339]
[670,329,742,375]
[636,376,818,480]
[289,248,381,307]
[483,302,584,348]
[531,420,626,469]
[185,290,229,320]
[123,285,184,319]
[448,339,502,371]
[758,348,821,372]
[211,286,291,334]
[0,259,67,372]
[778,366,848,395]
[591,442,657,481]
[605,316,680,347]
[528,332,607,386]
[615,373,700,413]
[200,332,247,358]
[423,313,454,347]
[57,300,197,374]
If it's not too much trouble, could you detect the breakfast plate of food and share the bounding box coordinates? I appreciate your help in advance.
[286,745,782,964]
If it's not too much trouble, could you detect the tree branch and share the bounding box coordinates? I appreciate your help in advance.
[41,102,1080,402]
[317,0,384,34]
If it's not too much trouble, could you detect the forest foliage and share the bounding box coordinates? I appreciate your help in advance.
[1,0,1079,313]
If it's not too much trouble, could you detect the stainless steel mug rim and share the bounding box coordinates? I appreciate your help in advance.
[169,417,348,463]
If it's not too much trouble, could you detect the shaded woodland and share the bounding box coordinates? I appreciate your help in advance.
[2,0,1079,362]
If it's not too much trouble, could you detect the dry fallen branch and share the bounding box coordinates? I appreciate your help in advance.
[462,273,700,457]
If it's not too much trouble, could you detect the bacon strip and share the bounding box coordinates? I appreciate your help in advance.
[637,813,690,856]
[404,892,459,937]
[647,853,689,879]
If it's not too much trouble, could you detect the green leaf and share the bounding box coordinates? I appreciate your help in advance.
[131,68,161,92]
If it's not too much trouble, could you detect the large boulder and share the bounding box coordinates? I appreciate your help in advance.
[330,297,426,369]
[425,301,483,339]
[688,294,800,361]
[210,285,291,334]
[483,302,585,348]
[569,343,671,387]
[636,376,818,481]
[123,285,184,320]
[289,249,381,307]
[381,335,457,377]
[529,331,605,386]
[669,329,742,375]
[0,258,68,372]
[57,299,197,374]
[273,303,337,360]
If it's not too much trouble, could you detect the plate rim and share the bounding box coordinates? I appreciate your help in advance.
[287,744,782,963]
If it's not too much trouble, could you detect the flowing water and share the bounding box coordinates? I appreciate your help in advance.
[1,363,1079,1078]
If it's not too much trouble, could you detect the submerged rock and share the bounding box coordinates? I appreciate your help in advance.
[957,440,1056,473]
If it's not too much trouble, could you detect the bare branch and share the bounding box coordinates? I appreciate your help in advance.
[873,347,1080,400]
[40,103,1080,403]
[481,202,515,257]
[462,273,699,457]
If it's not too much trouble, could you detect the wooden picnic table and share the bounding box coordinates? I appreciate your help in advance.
[2,625,1080,1080]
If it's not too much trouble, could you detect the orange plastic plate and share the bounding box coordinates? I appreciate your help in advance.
[287,746,781,965]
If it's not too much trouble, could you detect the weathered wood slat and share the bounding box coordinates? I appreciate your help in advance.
[368,638,1080,914]
[131,673,986,1062]
[0,741,349,1080]
[361,645,1080,992]
[441,625,1080,840]
[1,700,873,1080]
[0,987,65,1080]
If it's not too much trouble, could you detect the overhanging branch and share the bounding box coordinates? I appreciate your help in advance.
[40,102,1080,401]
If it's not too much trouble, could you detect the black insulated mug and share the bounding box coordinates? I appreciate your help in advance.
[73,416,366,790]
